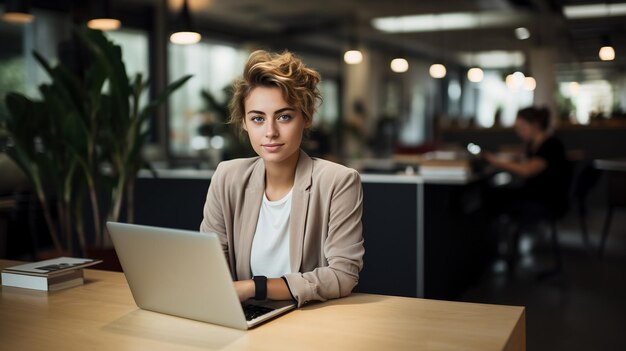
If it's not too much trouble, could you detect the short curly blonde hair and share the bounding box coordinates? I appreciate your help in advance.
[228,50,322,132]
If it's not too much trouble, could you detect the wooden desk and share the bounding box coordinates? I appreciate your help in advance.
[0,260,525,350]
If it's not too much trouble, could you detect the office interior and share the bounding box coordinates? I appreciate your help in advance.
[0,0,625,350]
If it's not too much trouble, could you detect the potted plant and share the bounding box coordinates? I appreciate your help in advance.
[2,28,191,259]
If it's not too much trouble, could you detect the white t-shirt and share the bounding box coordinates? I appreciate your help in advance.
[250,188,292,278]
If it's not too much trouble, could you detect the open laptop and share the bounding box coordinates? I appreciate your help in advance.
[107,222,296,330]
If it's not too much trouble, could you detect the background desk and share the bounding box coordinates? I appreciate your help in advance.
[0,260,525,351]
[131,170,492,300]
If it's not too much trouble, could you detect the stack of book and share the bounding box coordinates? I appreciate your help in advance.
[1,257,102,291]
[419,159,471,181]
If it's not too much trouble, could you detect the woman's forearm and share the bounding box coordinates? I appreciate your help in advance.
[234,278,293,302]
[486,153,546,178]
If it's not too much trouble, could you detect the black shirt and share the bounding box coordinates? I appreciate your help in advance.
[522,136,570,214]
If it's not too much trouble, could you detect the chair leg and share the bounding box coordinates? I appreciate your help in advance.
[505,223,521,274]
[536,220,563,281]
[578,204,590,250]
[550,220,563,272]
[598,206,614,259]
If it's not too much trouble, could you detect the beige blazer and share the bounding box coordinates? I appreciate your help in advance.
[200,150,364,307]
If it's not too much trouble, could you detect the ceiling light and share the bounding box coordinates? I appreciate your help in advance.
[506,71,525,90]
[513,71,525,81]
[390,58,409,73]
[599,46,615,61]
[429,64,447,79]
[88,18,121,31]
[514,27,530,40]
[2,0,34,24]
[563,3,626,19]
[505,75,517,90]
[523,77,536,91]
[170,0,201,45]
[170,32,201,45]
[458,51,524,69]
[568,82,580,96]
[87,0,121,31]
[344,50,363,65]
[467,68,484,83]
[371,11,529,33]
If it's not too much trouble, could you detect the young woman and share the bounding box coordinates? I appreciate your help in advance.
[484,106,570,215]
[200,50,364,307]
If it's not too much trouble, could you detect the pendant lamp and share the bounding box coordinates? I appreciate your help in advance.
[2,0,34,24]
[170,0,201,45]
[87,0,121,31]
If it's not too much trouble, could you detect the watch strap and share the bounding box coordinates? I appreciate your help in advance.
[253,275,267,300]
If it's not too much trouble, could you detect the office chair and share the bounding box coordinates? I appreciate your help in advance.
[598,171,626,258]
[571,161,602,251]
[505,202,565,277]
[504,161,574,277]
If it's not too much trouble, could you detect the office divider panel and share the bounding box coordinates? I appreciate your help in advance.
[357,182,421,297]
[135,177,209,230]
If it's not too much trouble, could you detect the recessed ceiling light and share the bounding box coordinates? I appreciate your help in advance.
[458,51,525,69]
[371,11,529,33]
[563,3,626,19]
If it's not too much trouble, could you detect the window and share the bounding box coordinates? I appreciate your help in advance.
[465,71,533,128]
[168,40,248,157]
[0,8,69,118]
[104,28,149,85]
[559,80,613,124]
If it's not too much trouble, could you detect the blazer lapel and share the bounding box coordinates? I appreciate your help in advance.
[289,150,313,273]
[236,159,265,279]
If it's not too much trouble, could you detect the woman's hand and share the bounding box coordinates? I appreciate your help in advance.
[234,280,255,302]
[483,151,547,178]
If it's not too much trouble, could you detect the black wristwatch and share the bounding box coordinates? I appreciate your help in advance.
[252,275,267,300]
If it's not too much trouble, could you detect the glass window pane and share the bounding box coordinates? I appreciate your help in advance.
[168,41,248,157]
[104,29,149,83]
[1,8,68,117]
[103,29,150,109]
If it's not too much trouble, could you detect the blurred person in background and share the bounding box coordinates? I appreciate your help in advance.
[485,106,570,215]
[484,106,571,266]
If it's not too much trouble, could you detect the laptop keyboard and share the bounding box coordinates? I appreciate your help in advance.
[243,304,275,321]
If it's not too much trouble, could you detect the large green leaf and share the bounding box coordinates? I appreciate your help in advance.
[138,74,193,125]
[76,28,131,121]
[33,51,86,118]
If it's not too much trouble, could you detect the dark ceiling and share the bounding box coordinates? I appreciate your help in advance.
[162,0,625,71]
[10,0,626,79]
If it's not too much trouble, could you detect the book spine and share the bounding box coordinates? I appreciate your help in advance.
[2,272,48,290]
[2,269,84,291]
